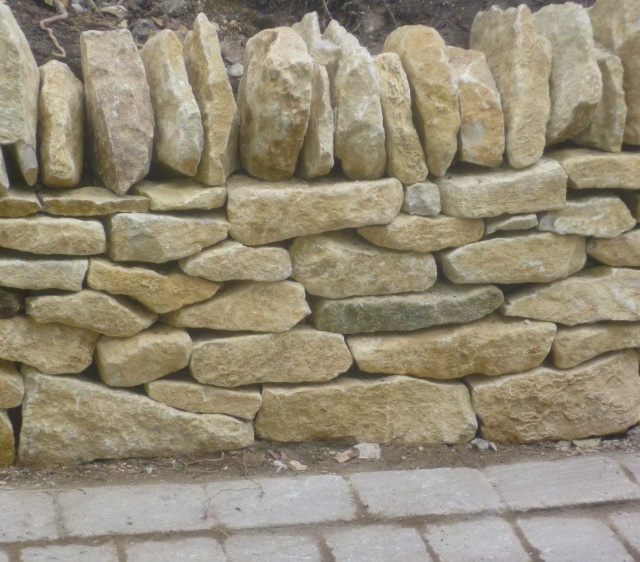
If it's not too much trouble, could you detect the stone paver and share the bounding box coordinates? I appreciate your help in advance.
[608,509,640,556]
[20,543,119,562]
[0,552,8,562]
[0,490,58,543]
[125,537,226,562]
[223,533,322,562]
[619,453,640,482]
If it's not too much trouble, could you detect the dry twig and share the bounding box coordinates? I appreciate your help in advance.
[39,0,68,58]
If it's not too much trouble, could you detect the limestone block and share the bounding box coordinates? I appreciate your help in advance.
[40,186,149,216]
[468,351,640,443]
[26,290,157,338]
[0,289,21,318]
[440,232,585,285]
[289,231,436,299]
[470,5,551,168]
[87,258,220,314]
[292,12,321,51]
[19,370,254,466]
[447,46,504,167]
[0,315,98,374]
[312,282,503,334]
[502,266,640,325]
[145,379,262,419]
[359,214,484,253]
[0,188,41,217]
[190,327,352,387]
[402,181,441,216]
[256,376,477,445]
[80,30,154,195]
[38,60,84,188]
[384,25,459,177]
[238,27,312,180]
[0,257,87,291]
[0,410,14,466]
[435,158,567,218]
[0,360,23,409]
[179,240,292,282]
[164,281,310,333]
[587,229,640,266]
[134,179,226,211]
[310,39,341,69]
[485,214,538,235]
[227,175,403,245]
[322,19,360,51]
[107,212,229,263]
[183,13,238,185]
[349,315,555,379]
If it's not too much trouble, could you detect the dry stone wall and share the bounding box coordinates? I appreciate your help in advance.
[1,1,640,466]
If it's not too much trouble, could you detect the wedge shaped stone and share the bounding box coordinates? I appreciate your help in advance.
[485,214,538,235]
[0,188,40,217]
[39,186,149,216]
[402,181,440,216]
[469,351,640,443]
[0,149,7,196]
[256,376,477,445]
[587,229,640,266]
[292,11,321,50]
[0,257,87,291]
[0,410,14,466]
[0,360,23,409]
[0,288,21,319]
[134,179,226,211]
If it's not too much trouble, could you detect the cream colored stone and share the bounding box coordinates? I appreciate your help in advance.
[402,181,441,216]
[0,188,41,217]
[0,257,87,291]
[0,360,23,409]
[227,175,403,245]
[322,19,360,50]
[107,212,229,263]
[134,179,226,211]
[468,351,640,443]
[87,258,220,314]
[40,186,149,216]
[0,410,14,466]
[256,376,477,445]
[310,39,341,69]
[441,232,586,285]
[485,214,538,235]
[587,229,640,266]
[293,11,321,51]
[470,5,551,168]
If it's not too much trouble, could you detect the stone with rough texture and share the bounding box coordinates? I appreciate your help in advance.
[0,410,14,466]
[0,360,23,409]
[292,11,321,51]
[0,257,87,291]
[470,5,551,168]
[38,60,84,188]
[80,30,153,194]
[312,282,503,334]
[402,181,441,216]
[26,290,157,337]
[349,315,556,379]
[485,214,538,235]
[183,13,238,185]
[190,327,352,387]
[0,150,7,195]
[587,229,640,266]
[626,194,640,219]
[19,370,254,466]
[39,186,149,216]
[0,188,40,217]
[107,212,229,263]
[0,288,20,318]
[164,281,310,333]
[469,350,640,443]
[256,376,477,444]
[290,231,437,298]
[87,258,220,314]
[227,175,403,245]
[134,179,226,211]
[440,232,585,284]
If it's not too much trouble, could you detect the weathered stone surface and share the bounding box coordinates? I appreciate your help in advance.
[145,378,262,419]
[469,351,640,443]
[239,27,312,180]
[256,376,477,445]
[441,232,585,284]
[107,212,229,263]
[179,240,291,282]
[0,410,14,466]
[190,327,352,387]
[312,282,504,334]
[87,258,220,314]
[0,315,97,374]
[0,257,87,291]
[402,181,441,216]
[0,149,8,195]
[134,179,226,211]
[384,25,459,177]
[164,281,310,332]
[310,38,341,68]
[502,267,640,325]
[80,29,154,195]
[227,175,403,245]
[292,11,321,51]
[539,195,635,238]
[587,229,640,266]
[448,46,504,167]
[0,360,23,409]
[533,3,601,144]
[470,5,551,168]
[0,188,41,217]
[359,214,484,253]
[436,158,567,218]
[0,288,21,318]
[26,290,157,337]
[183,13,238,185]
[19,370,254,466]
[485,214,538,235]
[38,60,84,188]
[0,216,106,255]
[40,186,149,216]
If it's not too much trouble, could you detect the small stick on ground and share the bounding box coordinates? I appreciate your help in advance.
[39,0,68,58]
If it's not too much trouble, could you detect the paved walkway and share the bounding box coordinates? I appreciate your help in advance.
[2,453,640,561]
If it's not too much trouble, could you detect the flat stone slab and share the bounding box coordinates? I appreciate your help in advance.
[0,489,58,543]
[485,213,538,235]
[0,257,87,291]
[548,148,640,189]
[587,228,640,267]
[39,186,149,215]
[125,538,225,562]
[20,545,119,562]
[609,510,640,554]
[224,534,322,562]
[134,179,226,211]
[0,188,41,217]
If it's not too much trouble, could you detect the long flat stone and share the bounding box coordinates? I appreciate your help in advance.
[587,229,640,267]
[0,257,87,291]
[0,188,41,217]
[224,534,322,562]
[548,148,640,189]
[125,539,225,562]
[20,545,119,562]
[134,179,226,211]
[39,186,149,216]
[0,489,58,543]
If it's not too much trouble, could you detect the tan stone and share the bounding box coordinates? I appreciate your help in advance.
[384,25,460,177]
[256,376,477,445]
[485,214,538,235]
[448,46,504,167]
[402,181,441,216]
[0,360,23,409]
[40,186,149,216]
[26,290,157,337]
[502,266,640,325]
[587,229,640,266]
[38,60,84,188]
[322,19,360,51]
[179,240,291,282]
[165,280,310,333]
[80,30,154,195]
[0,188,41,217]
[190,327,352,387]
[227,175,403,246]
[134,179,226,211]
[0,410,14,466]
[292,11,321,51]
[183,13,238,185]
[145,378,262,419]
[0,257,87,291]
[349,315,555,379]
[468,351,640,443]
[0,149,8,195]
[0,315,98,374]
[19,370,254,466]
[107,212,229,263]
[470,5,551,168]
